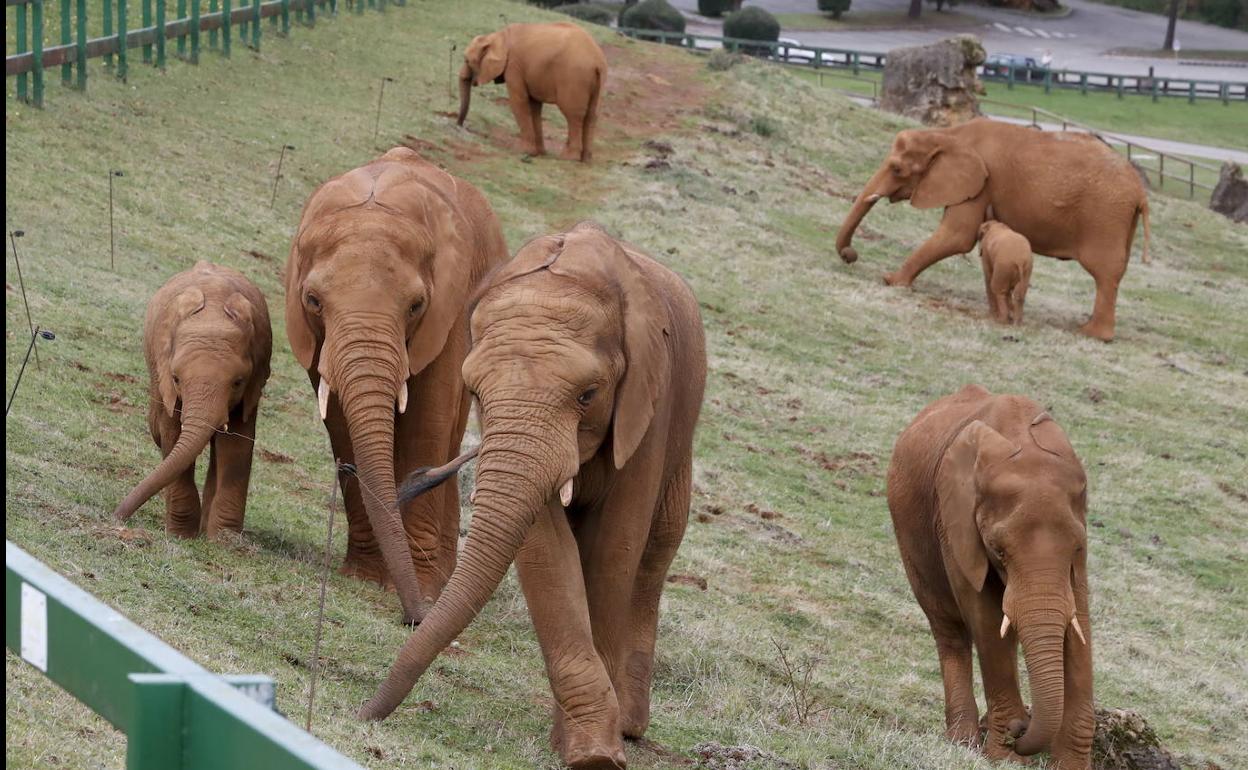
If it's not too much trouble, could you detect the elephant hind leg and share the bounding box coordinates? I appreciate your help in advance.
[932,620,980,745]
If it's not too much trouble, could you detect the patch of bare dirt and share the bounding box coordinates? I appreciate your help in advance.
[600,43,707,144]
[260,449,295,464]
[693,742,796,770]
[666,573,708,591]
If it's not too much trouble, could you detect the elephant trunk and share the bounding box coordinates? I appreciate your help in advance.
[113,385,226,525]
[1014,604,1069,756]
[330,324,427,625]
[835,165,891,264]
[456,66,472,127]
[358,413,566,720]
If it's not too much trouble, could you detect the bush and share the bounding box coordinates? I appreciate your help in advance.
[620,0,688,45]
[526,0,566,8]
[722,6,781,56]
[706,48,744,71]
[818,0,852,19]
[698,0,737,17]
[554,3,615,25]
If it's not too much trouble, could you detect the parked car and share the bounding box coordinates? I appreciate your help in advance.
[983,53,1048,82]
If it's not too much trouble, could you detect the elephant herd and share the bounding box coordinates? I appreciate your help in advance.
[100,20,1161,770]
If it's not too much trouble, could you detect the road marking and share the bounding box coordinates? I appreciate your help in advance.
[1034,28,1051,39]
[994,22,1014,33]
[1015,26,1036,37]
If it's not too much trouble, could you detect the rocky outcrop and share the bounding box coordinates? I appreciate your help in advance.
[1209,162,1248,224]
[880,35,986,127]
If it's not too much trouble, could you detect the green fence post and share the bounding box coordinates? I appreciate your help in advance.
[238,0,247,38]
[177,0,186,56]
[1221,83,1229,106]
[16,2,29,102]
[1080,72,1087,96]
[280,0,289,33]
[1044,68,1052,94]
[251,0,260,50]
[1007,65,1015,90]
[1116,76,1123,100]
[355,0,363,14]
[308,0,316,25]
[155,0,166,69]
[32,0,45,107]
[76,0,86,89]
[60,0,72,86]
[1151,78,1158,103]
[222,0,231,56]
[190,0,199,61]
[126,675,186,770]
[103,0,113,68]
[142,0,152,63]
[117,0,128,80]
[209,0,217,48]
[852,51,860,76]
[1187,81,1195,105]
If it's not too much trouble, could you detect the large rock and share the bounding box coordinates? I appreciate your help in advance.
[1209,161,1248,224]
[1092,708,1182,770]
[880,35,986,127]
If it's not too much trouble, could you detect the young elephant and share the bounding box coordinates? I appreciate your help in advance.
[887,385,1093,770]
[978,220,1033,325]
[286,147,509,625]
[113,262,272,537]
[458,22,608,162]
[358,222,707,770]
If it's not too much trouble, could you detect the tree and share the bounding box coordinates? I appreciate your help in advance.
[1162,0,1181,50]
[909,0,922,19]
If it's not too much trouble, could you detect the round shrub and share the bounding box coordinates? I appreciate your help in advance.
[620,0,687,45]
[722,6,781,56]
[555,3,614,25]
[698,0,736,18]
[818,0,852,19]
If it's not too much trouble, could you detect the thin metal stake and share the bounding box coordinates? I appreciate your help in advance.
[8,230,39,368]
[270,144,295,208]
[447,42,456,107]
[374,76,396,143]
[305,460,343,733]
[109,170,125,269]
[7,328,56,417]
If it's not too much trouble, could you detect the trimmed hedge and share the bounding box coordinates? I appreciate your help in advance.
[555,3,615,25]
[818,0,852,19]
[723,6,781,56]
[698,0,737,18]
[620,0,688,44]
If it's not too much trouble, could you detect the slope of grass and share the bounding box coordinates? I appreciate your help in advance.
[6,2,1248,769]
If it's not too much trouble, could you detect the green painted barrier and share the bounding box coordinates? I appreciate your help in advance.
[6,541,364,770]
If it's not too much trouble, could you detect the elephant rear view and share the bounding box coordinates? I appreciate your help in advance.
[887,385,1094,769]
[113,261,272,538]
[285,147,509,625]
[458,22,607,162]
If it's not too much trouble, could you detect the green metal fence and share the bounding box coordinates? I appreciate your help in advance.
[6,0,401,106]
[616,27,1248,105]
[6,540,364,769]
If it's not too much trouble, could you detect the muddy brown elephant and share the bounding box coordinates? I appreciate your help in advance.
[357,223,707,769]
[978,220,1033,325]
[284,147,509,625]
[887,385,1094,770]
[113,261,272,537]
[836,119,1150,340]
[458,22,607,162]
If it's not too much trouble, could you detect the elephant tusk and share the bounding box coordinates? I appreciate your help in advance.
[559,478,574,507]
[865,193,882,203]
[221,422,229,432]
[397,381,408,415]
[469,490,477,505]
[1000,614,1011,638]
[1071,616,1087,645]
[317,378,331,421]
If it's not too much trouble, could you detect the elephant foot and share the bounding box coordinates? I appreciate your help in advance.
[883,271,913,288]
[1077,320,1114,342]
[560,147,583,162]
[339,557,390,587]
[551,715,626,769]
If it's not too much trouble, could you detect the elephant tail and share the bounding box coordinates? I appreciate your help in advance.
[1139,197,1151,264]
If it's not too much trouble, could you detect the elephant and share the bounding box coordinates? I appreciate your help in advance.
[357,222,707,770]
[978,220,1033,326]
[458,22,608,163]
[284,147,509,625]
[887,384,1093,770]
[835,119,1151,341]
[113,261,272,538]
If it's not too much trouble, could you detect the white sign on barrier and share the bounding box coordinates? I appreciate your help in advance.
[21,582,48,672]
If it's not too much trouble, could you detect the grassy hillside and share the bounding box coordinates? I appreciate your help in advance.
[6,2,1247,769]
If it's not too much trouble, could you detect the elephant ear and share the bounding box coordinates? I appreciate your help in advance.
[156,287,207,418]
[405,186,478,378]
[472,33,507,86]
[225,291,272,421]
[936,420,1019,592]
[611,244,672,470]
[284,236,318,371]
[911,143,988,210]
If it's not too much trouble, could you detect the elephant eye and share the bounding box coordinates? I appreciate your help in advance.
[305,293,322,312]
[172,375,181,386]
[408,299,425,317]
[233,378,244,388]
[577,388,598,407]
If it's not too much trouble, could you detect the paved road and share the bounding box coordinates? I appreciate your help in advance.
[672,0,1248,80]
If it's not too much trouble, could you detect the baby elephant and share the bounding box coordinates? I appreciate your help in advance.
[978,220,1033,325]
[887,385,1093,769]
[114,262,272,537]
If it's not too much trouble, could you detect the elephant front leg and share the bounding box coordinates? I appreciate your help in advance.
[885,201,985,287]
[508,85,544,156]
[517,502,626,770]
[1049,606,1094,770]
[972,611,1030,762]
[203,413,257,537]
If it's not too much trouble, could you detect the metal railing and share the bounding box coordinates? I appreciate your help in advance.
[6,540,364,769]
[616,27,1248,105]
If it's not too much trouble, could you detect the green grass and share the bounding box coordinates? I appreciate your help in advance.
[774,10,985,31]
[1109,47,1248,62]
[1080,0,1246,31]
[7,2,1248,769]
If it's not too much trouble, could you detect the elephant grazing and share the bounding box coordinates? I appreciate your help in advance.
[285,147,509,625]
[458,22,607,162]
[358,222,707,770]
[836,119,1150,341]
[887,385,1094,770]
[113,262,272,538]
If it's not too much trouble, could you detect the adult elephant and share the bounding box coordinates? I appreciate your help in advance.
[285,147,508,625]
[358,222,707,770]
[835,119,1150,341]
[458,22,607,162]
[887,385,1094,769]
